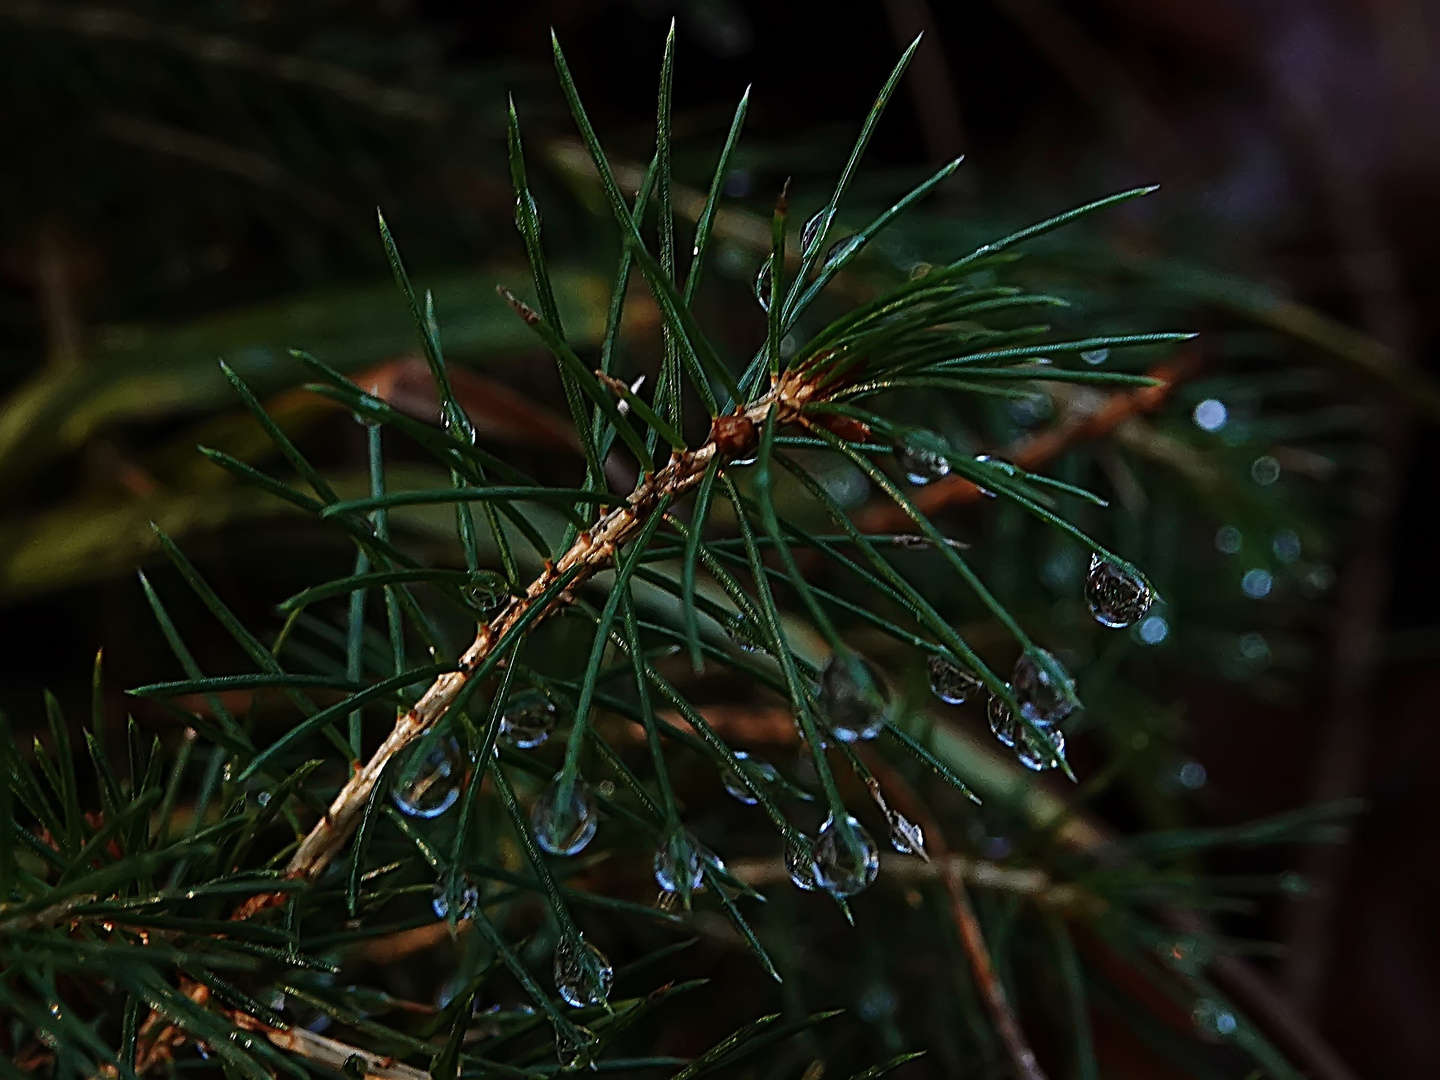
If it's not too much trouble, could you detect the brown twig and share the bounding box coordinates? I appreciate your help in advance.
[857,356,1195,534]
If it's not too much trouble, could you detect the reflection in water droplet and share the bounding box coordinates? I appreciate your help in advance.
[392,737,464,819]
[531,776,598,857]
[653,829,705,894]
[1014,724,1066,772]
[1081,347,1110,366]
[784,834,820,891]
[1085,554,1154,628]
[1192,398,1227,431]
[499,691,557,750]
[753,262,772,311]
[819,652,890,742]
[801,209,828,255]
[823,234,863,268]
[928,654,981,706]
[1241,568,1273,599]
[814,814,880,897]
[987,690,1016,747]
[720,751,779,804]
[1012,648,1078,727]
[554,1022,599,1068]
[514,191,541,234]
[886,809,926,858]
[897,429,951,486]
[554,935,612,1008]
[432,878,479,921]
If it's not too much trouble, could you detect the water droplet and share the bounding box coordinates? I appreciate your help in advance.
[514,191,541,234]
[987,690,1016,747]
[813,814,880,897]
[1250,455,1281,485]
[784,834,820,891]
[653,828,705,895]
[1215,525,1243,555]
[1192,398,1227,431]
[531,776,598,856]
[801,209,829,255]
[1012,648,1078,727]
[1135,615,1169,645]
[928,654,981,706]
[823,234,863,268]
[432,878,479,921]
[1241,568,1273,599]
[1081,347,1110,366]
[1085,554,1153,629]
[897,429,951,486]
[553,935,612,1007]
[720,751,779,804]
[1192,999,1237,1038]
[1272,529,1301,563]
[972,453,1017,498]
[466,571,505,610]
[392,737,464,818]
[499,691,557,750]
[886,809,926,858]
[1014,724,1065,772]
[554,1022,598,1068]
[819,652,891,742]
[753,261,772,310]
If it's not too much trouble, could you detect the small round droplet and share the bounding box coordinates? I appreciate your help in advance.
[819,652,891,743]
[653,828,705,895]
[554,1023,598,1068]
[753,262,772,311]
[897,429,951,486]
[720,751,779,805]
[801,209,829,255]
[1081,347,1109,366]
[987,690,1017,747]
[432,878,479,921]
[553,935,612,1008]
[928,654,981,706]
[392,737,464,819]
[1012,648,1078,727]
[886,810,926,858]
[1085,554,1153,629]
[784,834,820,891]
[515,191,541,234]
[1014,724,1066,772]
[813,814,880,897]
[499,691,557,750]
[531,776,598,857]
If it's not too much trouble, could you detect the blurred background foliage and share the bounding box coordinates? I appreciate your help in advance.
[1,1,1437,1078]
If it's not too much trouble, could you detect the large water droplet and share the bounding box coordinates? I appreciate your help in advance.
[720,751,779,805]
[753,262,772,311]
[1081,347,1109,366]
[823,234,863,269]
[392,737,464,819]
[1014,724,1066,772]
[432,878,479,921]
[1012,648,1078,727]
[898,429,951,486]
[987,690,1017,747]
[813,814,880,897]
[553,935,612,1008]
[784,834,820,891]
[801,209,829,256]
[653,828,705,895]
[554,1023,598,1068]
[1085,554,1153,628]
[928,654,981,706]
[531,776,598,857]
[819,652,890,742]
[499,690,557,750]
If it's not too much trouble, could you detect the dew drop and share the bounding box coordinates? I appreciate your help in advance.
[554,1023,599,1068]
[1014,724,1066,772]
[499,690,557,750]
[432,878,479,921]
[813,814,880,897]
[1085,554,1154,629]
[514,191,541,234]
[531,776,599,857]
[753,261,772,311]
[801,209,829,256]
[819,651,891,742]
[987,689,1017,747]
[1012,647,1078,727]
[653,828,705,895]
[553,935,612,1008]
[392,737,464,819]
[972,453,1017,498]
[784,834,820,891]
[897,429,951,486]
[1081,347,1110,366]
[719,751,779,805]
[823,234,863,268]
[886,809,927,859]
[928,654,981,706]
